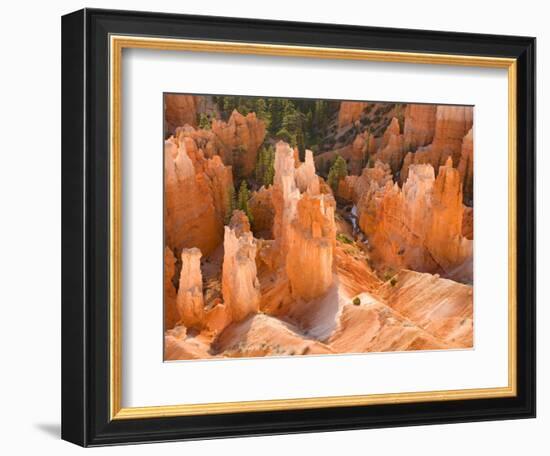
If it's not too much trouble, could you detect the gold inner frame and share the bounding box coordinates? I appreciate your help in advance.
[109,35,517,420]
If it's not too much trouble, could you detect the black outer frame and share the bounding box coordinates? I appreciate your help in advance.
[61,8,536,447]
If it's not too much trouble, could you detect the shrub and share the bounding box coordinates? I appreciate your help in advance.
[336,233,353,245]
[352,297,361,306]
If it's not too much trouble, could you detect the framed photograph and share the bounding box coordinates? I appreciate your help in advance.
[61,8,536,447]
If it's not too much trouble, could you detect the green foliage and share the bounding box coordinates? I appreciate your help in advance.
[225,184,237,224]
[254,145,276,187]
[336,233,354,245]
[212,95,336,150]
[231,146,247,179]
[352,297,361,306]
[255,98,271,129]
[327,155,348,192]
[275,127,294,144]
[237,180,254,223]
[198,112,211,130]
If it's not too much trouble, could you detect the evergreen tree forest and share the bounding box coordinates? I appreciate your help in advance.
[212,95,338,157]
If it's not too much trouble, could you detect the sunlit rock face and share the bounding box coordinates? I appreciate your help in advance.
[267,141,337,301]
[379,270,473,347]
[164,94,201,135]
[295,150,320,194]
[357,159,472,282]
[164,137,233,257]
[403,103,437,151]
[222,218,261,322]
[272,142,301,264]
[338,101,368,130]
[164,247,179,330]
[286,193,336,301]
[211,110,266,177]
[176,248,205,330]
[425,159,473,277]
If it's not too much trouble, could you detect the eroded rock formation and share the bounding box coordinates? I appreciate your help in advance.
[164,94,201,135]
[356,159,473,281]
[400,106,473,188]
[164,137,233,256]
[164,99,475,361]
[338,101,368,129]
[286,193,336,301]
[176,248,205,330]
[211,110,266,177]
[295,150,320,194]
[403,103,437,151]
[222,215,261,322]
[271,142,302,263]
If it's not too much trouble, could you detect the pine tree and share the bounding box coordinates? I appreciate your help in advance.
[327,155,348,192]
[263,147,275,186]
[255,98,271,129]
[275,128,294,144]
[225,184,237,224]
[237,181,254,223]
[269,98,284,135]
